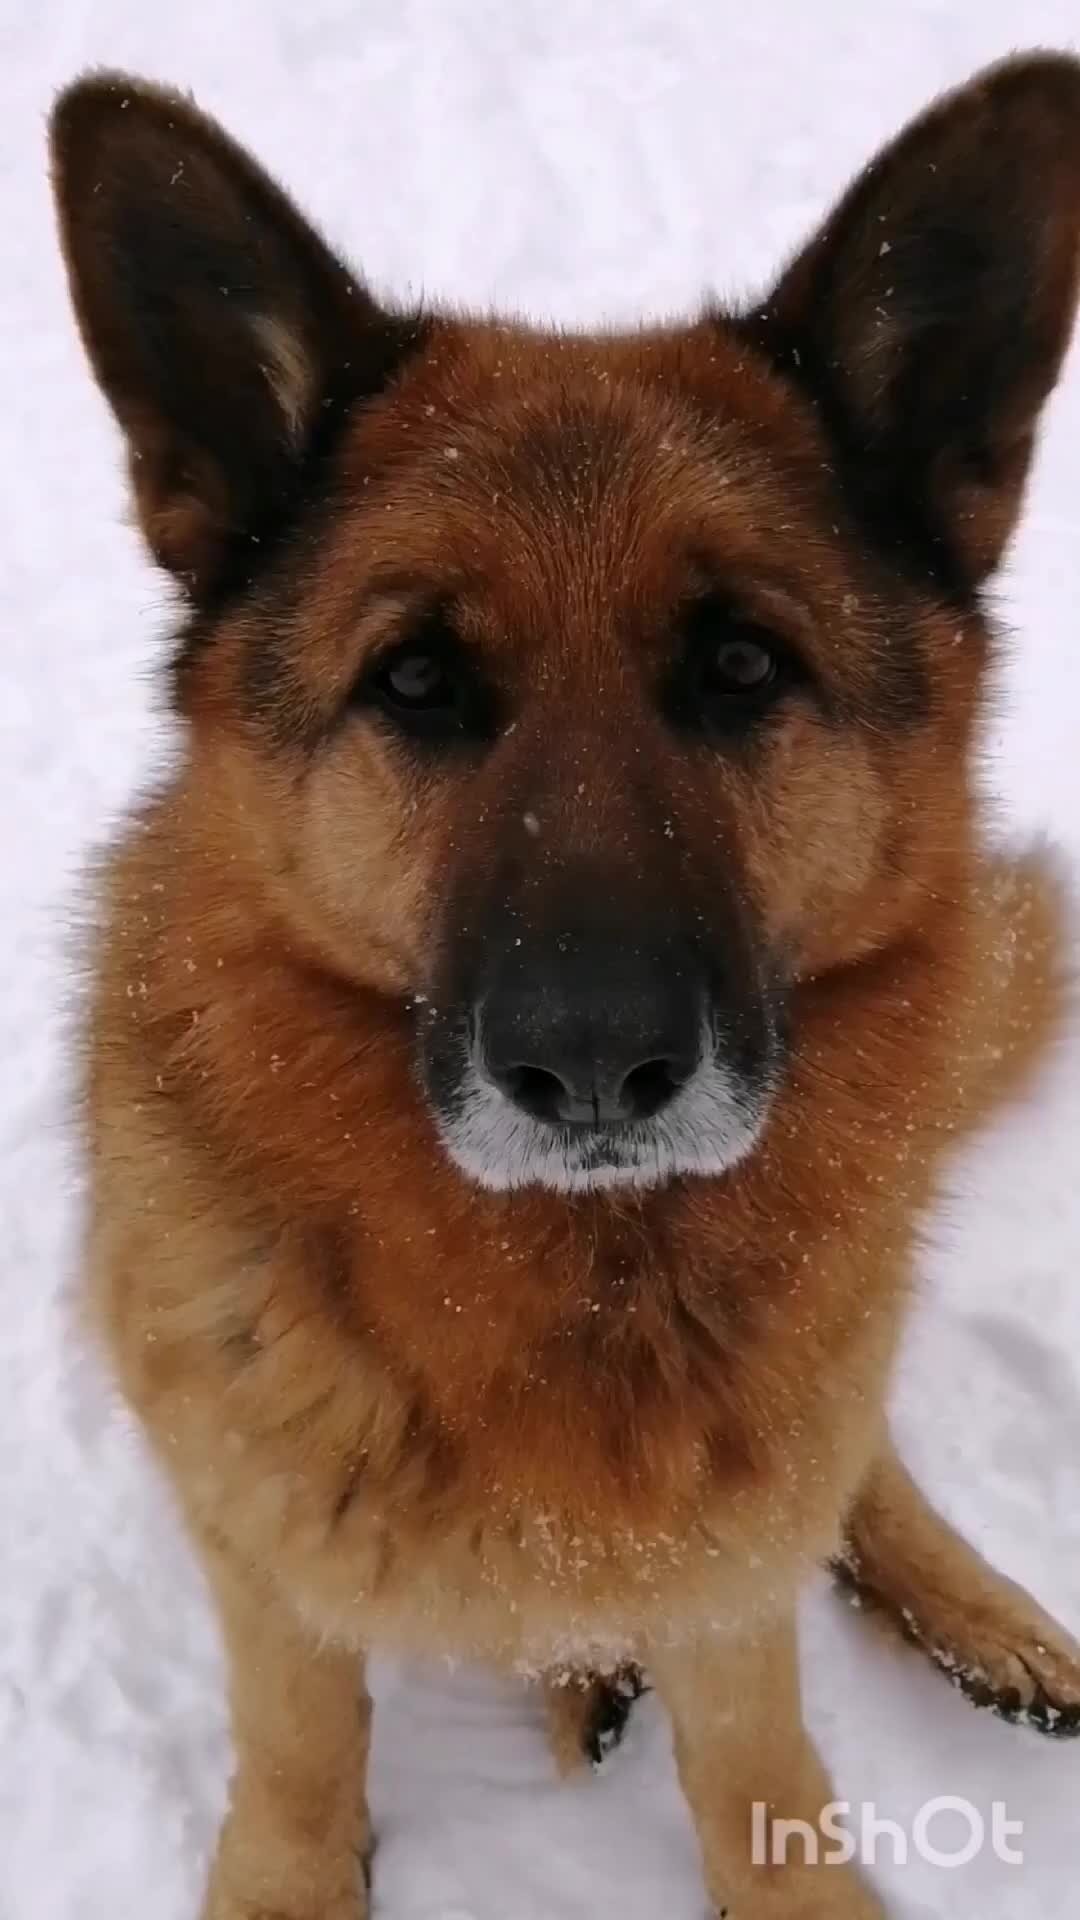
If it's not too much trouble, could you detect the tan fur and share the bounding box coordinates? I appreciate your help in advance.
[53,54,1080,1920]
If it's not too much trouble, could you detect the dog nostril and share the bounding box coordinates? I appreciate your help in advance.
[492,1045,696,1128]
[617,1057,685,1121]
[497,1055,692,1126]
[502,1062,574,1124]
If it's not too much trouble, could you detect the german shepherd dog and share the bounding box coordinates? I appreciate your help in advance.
[52,53,1080,1919]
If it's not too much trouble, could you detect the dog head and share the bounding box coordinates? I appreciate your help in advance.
[52,58,1080,1193]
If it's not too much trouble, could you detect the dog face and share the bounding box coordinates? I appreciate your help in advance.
[314,338,926,1194]
[52,59,1080,1192]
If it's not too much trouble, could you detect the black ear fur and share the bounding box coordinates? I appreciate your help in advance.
[738,53,1080,592]
[51,72,428,604]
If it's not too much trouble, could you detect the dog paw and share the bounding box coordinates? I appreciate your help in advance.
[834,1546,1080,1738]
[202,1866,367,1920]
[204,1900,364,1920]
[544,1664,647,1773]
[923,1607,1080,1737]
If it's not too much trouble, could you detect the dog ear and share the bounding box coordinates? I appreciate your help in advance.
[50,72,426,603]
[740,53,1080,589]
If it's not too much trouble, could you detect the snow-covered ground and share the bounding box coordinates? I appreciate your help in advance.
[4,5,1080,1916]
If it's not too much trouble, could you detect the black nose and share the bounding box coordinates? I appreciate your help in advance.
[480,982,703,1128]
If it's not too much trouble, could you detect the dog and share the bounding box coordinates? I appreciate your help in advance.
[51,52,1080,1919]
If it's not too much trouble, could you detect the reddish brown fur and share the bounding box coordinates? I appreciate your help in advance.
[53,53,1080,1920]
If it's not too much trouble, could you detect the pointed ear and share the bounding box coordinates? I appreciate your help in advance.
[740,53,1080,589]
[50,72,427,603]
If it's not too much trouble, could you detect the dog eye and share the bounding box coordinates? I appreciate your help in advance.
[378,648,457,712]
[662,597,803,739]
[702,632,778,695]
[355,625,496,746]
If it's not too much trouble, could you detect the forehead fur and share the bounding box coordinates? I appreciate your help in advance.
[210,312,935,747]
[342,313,833,534]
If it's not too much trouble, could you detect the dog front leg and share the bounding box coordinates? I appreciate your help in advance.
[837,1435,1080,1734]
[650,1615,884,1920]
[198,1533,371,1920]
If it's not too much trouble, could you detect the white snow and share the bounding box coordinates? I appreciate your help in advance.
[3,4,1080,1917]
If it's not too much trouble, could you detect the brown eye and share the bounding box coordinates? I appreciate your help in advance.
[381,649,455,711]
[705,633,778,693]
[354,619,498,747]
[663,596,800,740]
